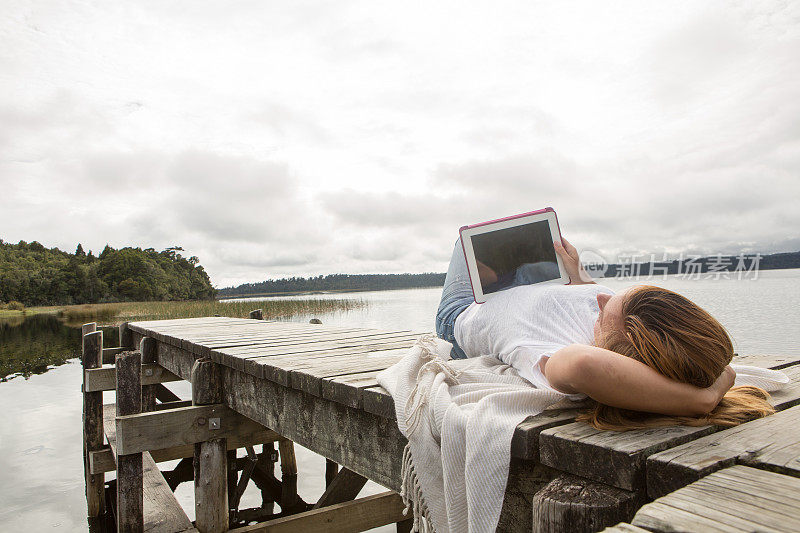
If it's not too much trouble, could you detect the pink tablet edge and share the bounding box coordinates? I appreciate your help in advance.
[458,207,564,304]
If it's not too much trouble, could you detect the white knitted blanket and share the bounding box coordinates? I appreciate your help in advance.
[376,335,790,533]
[376,335,569,533]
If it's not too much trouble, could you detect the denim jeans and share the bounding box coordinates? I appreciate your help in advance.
[435,240,474,359]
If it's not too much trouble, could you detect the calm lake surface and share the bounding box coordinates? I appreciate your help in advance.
[1,269,799,531]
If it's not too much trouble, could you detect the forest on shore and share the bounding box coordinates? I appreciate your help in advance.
[0,240,216,307]
[218,272,447,298]
[219,250,800,297]
[4,237,798,306]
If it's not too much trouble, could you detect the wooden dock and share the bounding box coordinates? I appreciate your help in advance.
[81,314,800,532]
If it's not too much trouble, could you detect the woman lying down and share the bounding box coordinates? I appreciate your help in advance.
[377,236,788,533]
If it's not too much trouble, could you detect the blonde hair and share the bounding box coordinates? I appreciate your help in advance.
[578,285,774,431]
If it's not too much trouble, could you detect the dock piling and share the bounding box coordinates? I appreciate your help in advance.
[119,321,133,350]
[192,358,228,533]
[140,337,158,412]
[116,350,144,533]
[82,325,105,523]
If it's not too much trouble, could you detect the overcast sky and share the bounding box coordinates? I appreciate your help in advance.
[1,1,798,288]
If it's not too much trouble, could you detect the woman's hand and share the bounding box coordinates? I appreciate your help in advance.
[554,237,594,285]
[702,365,736,412]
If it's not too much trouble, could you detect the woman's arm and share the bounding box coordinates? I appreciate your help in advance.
[543,344,735,416]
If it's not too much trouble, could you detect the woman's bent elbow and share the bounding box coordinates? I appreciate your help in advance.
[546,345,595,394]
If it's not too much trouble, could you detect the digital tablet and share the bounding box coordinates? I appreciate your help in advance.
[459,208,569,303]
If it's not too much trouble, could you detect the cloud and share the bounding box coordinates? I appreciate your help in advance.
[0,1,798,288]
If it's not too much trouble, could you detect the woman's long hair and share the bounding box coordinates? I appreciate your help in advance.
[578,285,774,431]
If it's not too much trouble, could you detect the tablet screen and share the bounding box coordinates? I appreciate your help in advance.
[468,220,559,294]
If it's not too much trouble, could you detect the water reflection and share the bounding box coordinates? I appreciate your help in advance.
[0,315,118,381]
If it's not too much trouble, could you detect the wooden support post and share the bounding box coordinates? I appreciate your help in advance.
[248,309,263,320]
[259,443,276,514]
[119,322,133,350]
[139,337,157,412]
[227,449,239,523]
[531,473,640,533]
[116,351,144,533]
[278,439,300,511]
[325,459,338,488]
[192,358,228,533]
[82,325,105,522]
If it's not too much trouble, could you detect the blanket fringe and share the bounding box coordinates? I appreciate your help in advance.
[400,442,436,533]
[405,336,462,437]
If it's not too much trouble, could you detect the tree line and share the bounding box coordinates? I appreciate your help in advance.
[219,250,800,297]
[0,240,216,307]
[218,272,447,298]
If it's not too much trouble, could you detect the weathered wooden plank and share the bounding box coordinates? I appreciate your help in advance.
[213,330,415,354]
[102,405,196,533]
[321,370,383,408]
[192,358,228,533]
[228,491,407,533]
[84,364,181,392]
[183,327,376,346]
[539,354,800,490]
[511,407,582,460]
[116,404,273,456]
[632,466,800,532]
[222,364,405,491]
[142,452,198,533]
[762,361,800,409]
[290,353,406,396]
[128,318,251,345]
[240,342,416,385]
[89,447,117,475]
[129,316,234,329]
[154,339,199,381]
[117,350,144,533]
[90,425,282,474]
[647,403,800,498]
[180,328,379,355]
[218,333,419,364]
[102,346,124,364]
[312,467,368,509]
[132,321,367,352]
[362,386,396,419]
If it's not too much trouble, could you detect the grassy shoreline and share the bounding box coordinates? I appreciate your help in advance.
[0,298,366,326]
[219,285,444,300]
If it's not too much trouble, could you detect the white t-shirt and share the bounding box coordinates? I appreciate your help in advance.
[454,283,615,398]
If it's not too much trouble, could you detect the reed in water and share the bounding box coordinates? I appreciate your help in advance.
[56,298,365,323]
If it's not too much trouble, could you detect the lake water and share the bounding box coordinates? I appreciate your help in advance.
[1,269,799,531]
